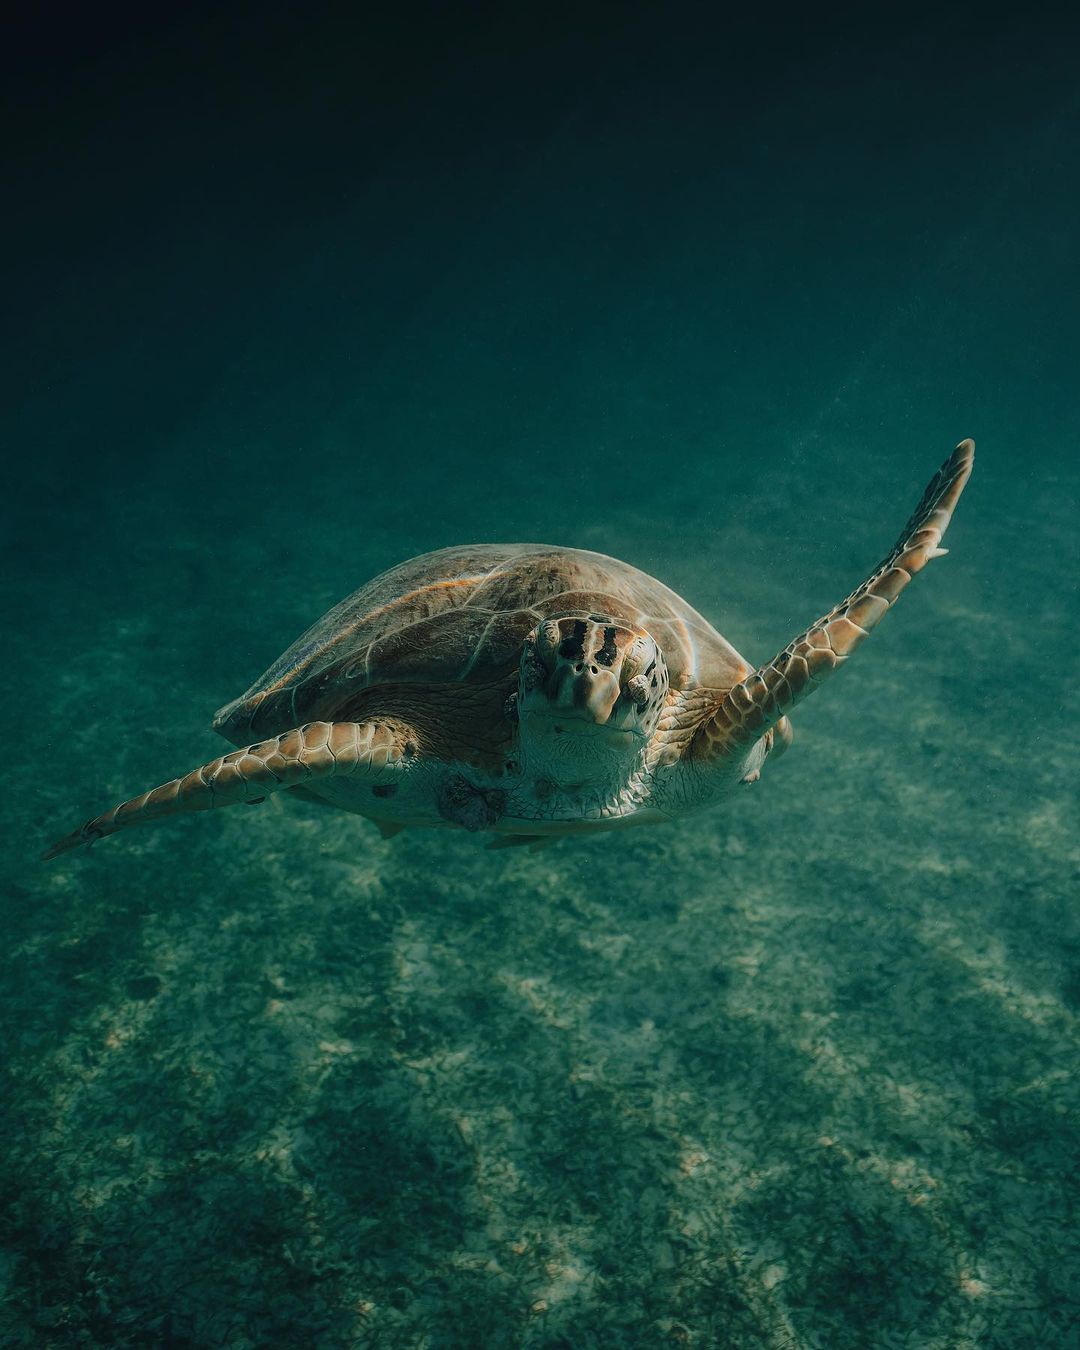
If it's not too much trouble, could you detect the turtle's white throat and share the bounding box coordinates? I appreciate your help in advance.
[525,706,644,738]
[516,707,647,791]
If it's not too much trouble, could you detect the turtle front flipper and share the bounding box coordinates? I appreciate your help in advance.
[42,721,414,859]
[697,438,974,756]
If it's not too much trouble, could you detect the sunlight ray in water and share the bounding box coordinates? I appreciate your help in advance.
[5,8,1079,1345]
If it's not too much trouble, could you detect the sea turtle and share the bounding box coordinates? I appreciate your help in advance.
[44,440,974,860]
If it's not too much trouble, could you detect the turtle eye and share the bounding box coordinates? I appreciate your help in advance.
[536,620,561,662]
[621,636,656,685]
[625,674,651,708]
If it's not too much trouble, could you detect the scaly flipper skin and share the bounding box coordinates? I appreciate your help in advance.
[42,721,411,859]
[696,439,975,754]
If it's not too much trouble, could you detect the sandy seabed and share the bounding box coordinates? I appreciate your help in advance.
[4,15,1079,1340]
[4,426,1077,1348]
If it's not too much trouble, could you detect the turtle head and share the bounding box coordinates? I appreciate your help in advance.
[515,616,669,784]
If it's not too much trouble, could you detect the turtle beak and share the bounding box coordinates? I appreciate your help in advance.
[550,661,622,724]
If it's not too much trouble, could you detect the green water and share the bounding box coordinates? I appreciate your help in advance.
[3,8,1078,1347]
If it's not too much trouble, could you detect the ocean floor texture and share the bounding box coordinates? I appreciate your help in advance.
[3,8,1079,1347]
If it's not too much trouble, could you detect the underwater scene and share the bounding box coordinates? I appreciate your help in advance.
[3,7,1078,1347]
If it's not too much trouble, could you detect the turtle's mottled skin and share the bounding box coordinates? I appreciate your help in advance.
[44,441,974,859]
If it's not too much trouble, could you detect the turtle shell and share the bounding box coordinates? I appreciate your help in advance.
[212,544,751,745]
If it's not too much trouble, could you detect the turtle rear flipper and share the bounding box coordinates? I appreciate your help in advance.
[699,438,974,754]
[42,721,415,859]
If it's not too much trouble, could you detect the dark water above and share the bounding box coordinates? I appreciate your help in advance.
[3,7,1078,1346]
